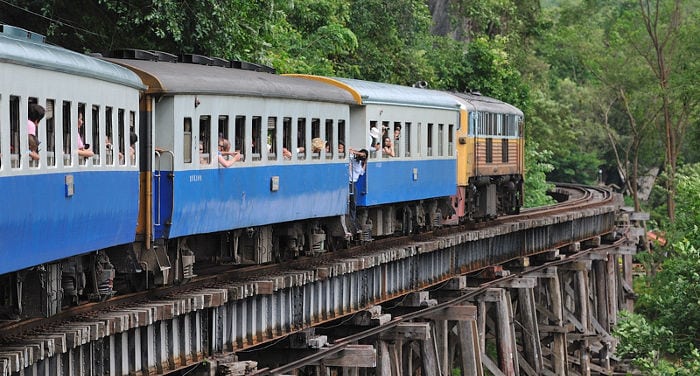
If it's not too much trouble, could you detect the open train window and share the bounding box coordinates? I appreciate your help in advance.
[62,101,72,167]
[404,122,411,157]
[267,117,277,161]
[218,115,229,141]
[252,116,262,161]
[9,96,19,168]
[502,138,509,162]
[129,111,136,166]
[105,107,114,165]
[27,97,41,169]
[118,109,127,166]
[393,122,402,157]
[448,124,454,157]
[78,103,87,166]
[235,116,245,161]
[282,117,292,161]
[297,118,306,160]
[44,99,56,166]
[311,118,320,159]
[199,115,211,165]
[325,119,333,159]
[338,120,346,159]
[91,105,100,165]
[427,123,434,157]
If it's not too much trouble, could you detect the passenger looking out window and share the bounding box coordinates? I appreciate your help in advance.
[77,112,94,158]
[27,103,45,161]
[382,136,395,157]
[217,137,241,167]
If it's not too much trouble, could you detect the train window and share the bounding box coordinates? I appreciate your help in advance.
[235,116,245,161]
[44,99,56,166]
[218,115,229,162]
[105,107,114,165]
[297,118,307,160]
[311,118,320,159]
[183,118,192,163]
[404,122,411,157]
[325,119,333,160]
[486,138,493,163]
[199,116,211,165]
[282,117,292,161]
[78,104,88,166]
[129,111,136,166]
[91,105,100,165]
[507,115,519,137]
[252,116,262,161]
[427,123,433,157]
[393,122,401,157]
[338,119,346,159]
[9,96,19,168]
[502,138,509,162]
[218,116,229,140]
[418,122,425,157]
[62,101,72,167]
[27,97,41,169]
[477,112,486,135]
[369,120,378,158]
[267,117,277,161]
[438,124,444,157]
[448,124,454,157]
[118,109,127,166]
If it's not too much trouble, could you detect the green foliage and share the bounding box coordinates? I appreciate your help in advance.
[614,310,673,362]
[335,0,437,85]
[635,239,700,356]
[523,141,556,207]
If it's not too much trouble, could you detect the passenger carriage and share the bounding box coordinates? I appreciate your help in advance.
[0,26,143,313]
[289,76,461,238]
[105,53,356,281]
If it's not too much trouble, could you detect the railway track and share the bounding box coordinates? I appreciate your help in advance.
[0,184,610,340]
[0,184,622,375]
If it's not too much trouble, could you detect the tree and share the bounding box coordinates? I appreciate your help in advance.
[617,0,698,222]
[523,141,556,207]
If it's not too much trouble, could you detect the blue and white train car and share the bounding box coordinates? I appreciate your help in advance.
[290,76,461,237]
[106,54,357,276]
[0,25,144,314]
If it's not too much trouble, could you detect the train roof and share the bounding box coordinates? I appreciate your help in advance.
[105,59,357,105]
[0,25,145,90]
[450,92,523,117]
[286,75,461,110]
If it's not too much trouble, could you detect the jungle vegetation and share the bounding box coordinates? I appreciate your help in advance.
[1,0,698,372]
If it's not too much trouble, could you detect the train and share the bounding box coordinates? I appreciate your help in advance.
[0,25,524,319]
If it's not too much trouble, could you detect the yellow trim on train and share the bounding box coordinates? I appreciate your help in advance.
[284,74,364,105]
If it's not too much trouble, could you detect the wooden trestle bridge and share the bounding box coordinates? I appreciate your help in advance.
[0,186,646,376]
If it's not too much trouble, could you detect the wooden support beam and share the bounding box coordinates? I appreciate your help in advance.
[606,255,619,327]
[379,323,431,341]
[430,305,478,321]
[593,260,609,334]
[493,277,537,289]
[402,292,437,308]
[546,268,568,375]
[612,245,637,255]
[309,345,376,368]
[517,288,542,374]
[457,320,483,376]
[496,289,518,376]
